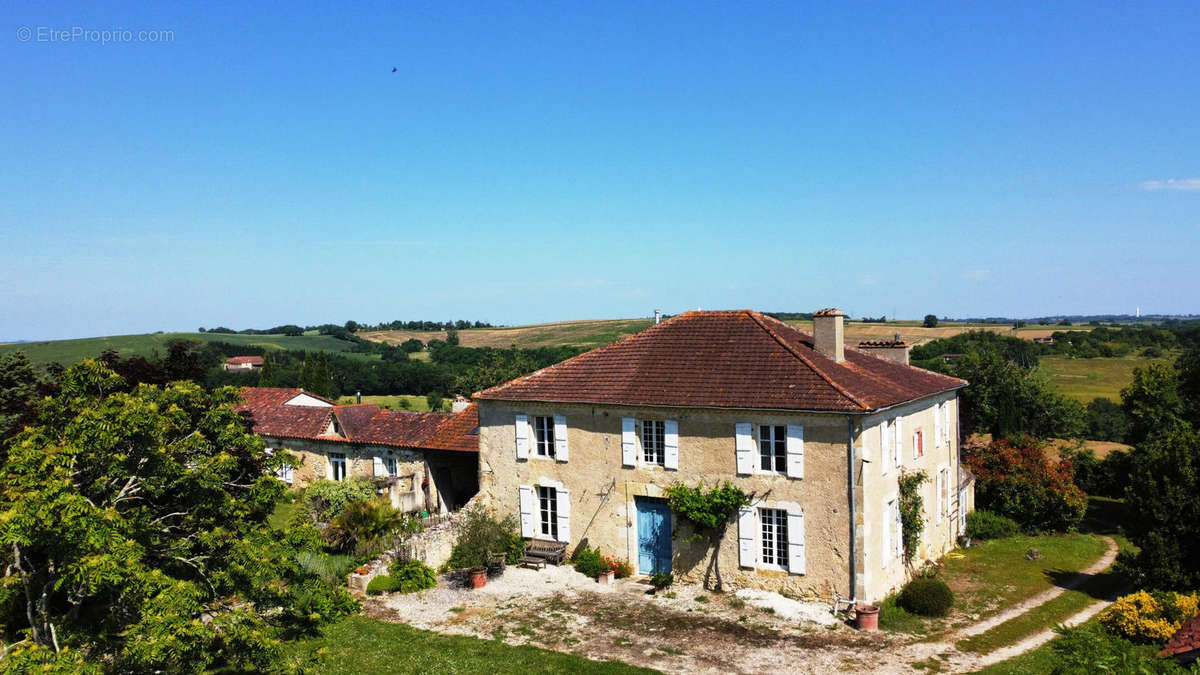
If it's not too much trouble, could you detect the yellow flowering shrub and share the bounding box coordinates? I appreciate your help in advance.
[1099,590,1200,643]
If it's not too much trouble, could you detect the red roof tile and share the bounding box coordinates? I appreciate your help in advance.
[1161,616,1200,658]
[235,388,477,452]
[477,310,966,412]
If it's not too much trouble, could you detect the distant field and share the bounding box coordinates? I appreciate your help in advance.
[359,318,656,350]
[336,394,434,411]
[0,332,370,366]
[1039,354,1172,403]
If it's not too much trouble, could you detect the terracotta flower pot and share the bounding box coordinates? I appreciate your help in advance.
[598,570,615,585]
[855,604,880,631]
[468,566,487,589]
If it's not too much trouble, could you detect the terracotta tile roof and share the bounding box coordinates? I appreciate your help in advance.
[859,340,909,348]
[236,388,334,439]
[424,402,479,453]
[477,310,966,412]
[225,355,265,365]
[1161,616,1200,659]
[235,388,478,452]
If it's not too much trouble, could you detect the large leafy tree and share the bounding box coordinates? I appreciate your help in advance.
[948,349,1085,439]
[0,360,356,672]
[1121,362,1185,445]
[962,435,1087,533]
[1118,425,1200,592]
[0,352,57,451]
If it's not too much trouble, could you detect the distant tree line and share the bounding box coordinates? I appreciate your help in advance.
[199,319,496,335]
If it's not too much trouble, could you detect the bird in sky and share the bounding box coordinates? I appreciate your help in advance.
[391,67,397,73]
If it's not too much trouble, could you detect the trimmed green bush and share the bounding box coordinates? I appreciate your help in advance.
[305,479,378,522]
[388,559,438,593]
[650,572,674,590]
[898,577,954,617]
[965,510,1020,540]
[366,574,402,595]
[445,506,525,570]
[572,546,606,578]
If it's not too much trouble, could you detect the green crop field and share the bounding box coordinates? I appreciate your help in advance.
[0,332,370,366]
[1039,354,1172,403]
[336,394,435,411]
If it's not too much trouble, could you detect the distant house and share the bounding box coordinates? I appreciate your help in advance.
[1032,337,1054,345]
[223,356,265,371]
[473,308,971,602]
[236,387,479,513]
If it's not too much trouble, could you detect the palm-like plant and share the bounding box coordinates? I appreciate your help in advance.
[325,499,420,556]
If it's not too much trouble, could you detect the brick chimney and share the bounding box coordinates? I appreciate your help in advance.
[451,395,470,413]
[813,308,845,362]
[858,335,910,365]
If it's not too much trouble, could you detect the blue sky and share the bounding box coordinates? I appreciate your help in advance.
[2,2,1198,340]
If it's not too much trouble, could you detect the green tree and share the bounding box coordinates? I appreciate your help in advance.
[1177,345,1200,427]
[0,352,56,450]
[1117,425,1200,592]
[0,361,356,672]
[1121,362,1184,445]
[663,482,751,590]
[258,352,278,387]
[445,329,460,346]
[299,351,333,398]
[949,349,1085,439]
[1085,397,1131,443]
[923,314,939,328]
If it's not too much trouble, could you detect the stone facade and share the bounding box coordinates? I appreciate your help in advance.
[263,436,476,514]
[476,391,966,603]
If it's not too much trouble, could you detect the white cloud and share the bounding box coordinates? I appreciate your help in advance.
[1139,178,1200,191]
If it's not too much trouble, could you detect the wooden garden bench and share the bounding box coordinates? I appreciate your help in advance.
[519,539,567,569]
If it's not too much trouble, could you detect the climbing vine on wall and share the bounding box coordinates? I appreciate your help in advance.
[898,470,928,565]
[663,482,751,543]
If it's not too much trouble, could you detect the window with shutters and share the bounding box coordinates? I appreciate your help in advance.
[329,452,347,481]
[537,486,558,539]
[940,466,950,519]
[891,500,903,560]
[383,456,397,477]
[641,420,665,465]
[758,425,787,473]
[533,416,556,458]
[759,508,789,570]
[914,429,924,459]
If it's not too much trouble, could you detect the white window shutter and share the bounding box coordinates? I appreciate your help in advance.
[894,418,903,468]
[880,423,889,475]
[787,508,806,575]
[621,417,637,466]
[735,422,754,475]
[515,414,530,460]
[556,488,571,542]
[554,415,569,462]
[934,404,942,448]
[785,424,804,479]
[881,501,891,568]
[326,456,334,480]
[935,470,944,522]
[518,486,535,538]
[372,456,384,477]
[664,419,679,470]
[737,506,756,568]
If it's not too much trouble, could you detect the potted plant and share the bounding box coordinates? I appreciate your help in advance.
[855,604,880,631]
[598,569,615,584]
[468,566,487,589]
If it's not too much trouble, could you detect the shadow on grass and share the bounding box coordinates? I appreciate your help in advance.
[1078,496,1126,536]
[1043,568,1127,601]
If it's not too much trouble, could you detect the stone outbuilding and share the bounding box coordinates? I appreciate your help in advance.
[472,308,971,603]
[236,388,479,513]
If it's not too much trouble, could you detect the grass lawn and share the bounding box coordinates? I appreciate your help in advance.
[283,615,657,674]
[0,331,371,366]
[1039,354,1173,403]
[337,394,435,411]
[880,533,1110,638]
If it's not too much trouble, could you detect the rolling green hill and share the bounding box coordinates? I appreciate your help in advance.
[0,332,369,366]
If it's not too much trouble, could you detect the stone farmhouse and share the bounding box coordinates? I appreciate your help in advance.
[236,388,479,513]
[473,308,972,602]
[223,355,264,371]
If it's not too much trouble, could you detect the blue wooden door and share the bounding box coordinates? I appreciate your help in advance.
[636,499,672,575]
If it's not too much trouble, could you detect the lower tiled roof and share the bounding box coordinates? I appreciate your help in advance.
[236,388,478,453]
[1161,616,1200,658]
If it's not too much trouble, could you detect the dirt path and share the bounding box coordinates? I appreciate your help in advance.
[362,537,1120,674]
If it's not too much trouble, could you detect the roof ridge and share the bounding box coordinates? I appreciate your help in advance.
[745,310,868,410]
[477,315,676,398]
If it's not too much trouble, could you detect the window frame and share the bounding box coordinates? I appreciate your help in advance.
[329,452,347,482]
[383,455,398,477]
[532,415,556,458]
[759,507,790,571]
[914,428,924,459]
[536,485,558,539]
[640,419,666,466]
[757,424,787,474]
